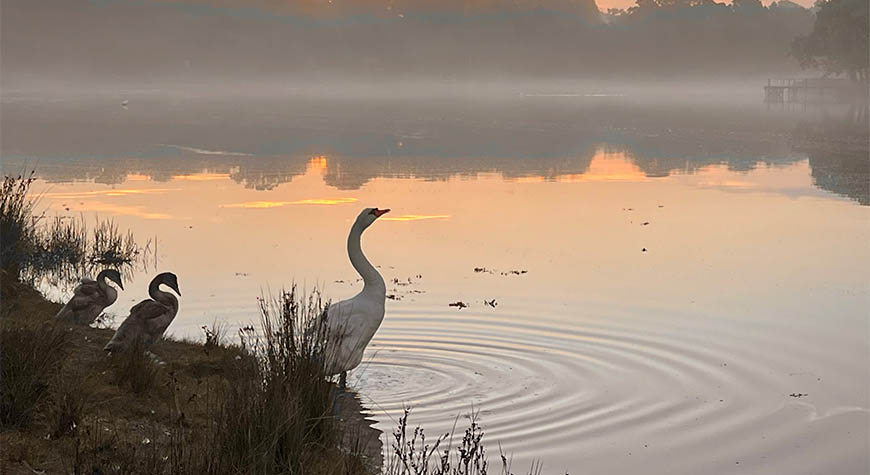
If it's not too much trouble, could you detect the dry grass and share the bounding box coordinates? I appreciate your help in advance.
[109,340,159,394]
[0,172,38,277]
[1,172,150,288]
[385,409,545,475]
[194,288,362,474]
[0,318,69,428]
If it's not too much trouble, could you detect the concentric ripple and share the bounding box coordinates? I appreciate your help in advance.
[354,302,868,474]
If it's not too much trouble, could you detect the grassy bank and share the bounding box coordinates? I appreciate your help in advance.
[0,275,379,474]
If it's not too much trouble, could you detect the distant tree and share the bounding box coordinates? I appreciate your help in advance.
[791,0,869,82]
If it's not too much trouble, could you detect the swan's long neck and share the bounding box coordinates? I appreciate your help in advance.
[97,271,111,294]
[348,222,385,295]
[149,278,178,309]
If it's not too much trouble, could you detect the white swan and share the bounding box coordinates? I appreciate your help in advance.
[55,269,124,325]
[104,272,180,353]
[321,207,390,387]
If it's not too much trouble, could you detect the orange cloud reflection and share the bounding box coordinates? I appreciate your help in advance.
[222,197,358,209]
[309,156,329,171]
[381,214,451,221]
[71,201,173,220]
[172,173,232,182]
[44,188,177,199]
[513,152,649,183]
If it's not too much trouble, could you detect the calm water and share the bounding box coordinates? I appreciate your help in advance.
[2,93,868,474]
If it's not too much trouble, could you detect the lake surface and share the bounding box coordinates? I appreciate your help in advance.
[2,92,868,474]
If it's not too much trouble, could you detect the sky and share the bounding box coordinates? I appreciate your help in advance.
[151,0,816,15]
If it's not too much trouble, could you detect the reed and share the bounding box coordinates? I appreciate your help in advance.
[385,409,543,475]
[0,171,150,286]
[194,287,352,474]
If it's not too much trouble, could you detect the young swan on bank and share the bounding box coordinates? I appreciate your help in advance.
[55,269,124,325]
[104,272,181,353]
[321,207,390,388]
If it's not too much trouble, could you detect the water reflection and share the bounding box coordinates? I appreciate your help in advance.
[222,197,359,208]
[3,97,865,205]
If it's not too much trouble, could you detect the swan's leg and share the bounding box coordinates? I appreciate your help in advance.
[339,371,347,390]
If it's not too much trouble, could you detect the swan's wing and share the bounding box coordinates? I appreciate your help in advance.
[323,299,357,337]
[104,300,170,351]
[67,281,102,310]
[104,313,142,351]
[129,299,166,319]
[135,300,177,340]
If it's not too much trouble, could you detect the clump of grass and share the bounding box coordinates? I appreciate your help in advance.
[386,409,543,475]
[110,340,159,394]
[0,172,38,277]
[91,219,143,267]
[195,287,348,474]
[201,320,227,350]
[47,374,88,439]
[0,321,69,428]
[26,216,88,274]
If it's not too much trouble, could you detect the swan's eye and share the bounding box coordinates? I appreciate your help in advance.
[369,209,377,215]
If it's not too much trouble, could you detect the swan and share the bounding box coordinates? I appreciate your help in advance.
[55,269,124,325]
[320,207,390,388]
[103,272,181,353]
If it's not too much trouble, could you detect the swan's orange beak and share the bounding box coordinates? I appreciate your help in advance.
[374,208,390,217]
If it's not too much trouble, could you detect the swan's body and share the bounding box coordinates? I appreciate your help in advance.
[320,208,390,381]
[104,272,180,353]
[55,269,123,325]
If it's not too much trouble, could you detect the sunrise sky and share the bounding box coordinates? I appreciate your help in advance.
[152,0,815,15]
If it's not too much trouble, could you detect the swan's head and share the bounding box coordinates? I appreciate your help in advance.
[100,269,124,290]
[156,272,181,296]
[356,207,390,229]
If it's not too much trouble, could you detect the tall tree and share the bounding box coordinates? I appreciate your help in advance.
[791,0,869,82]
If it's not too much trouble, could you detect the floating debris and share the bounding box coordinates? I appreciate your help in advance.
[484,299,498,308]
[391,276,418,286]
[386,294,402,301]
[234,272,249,277]
[501,270,528,276]
[641,222,650,226]
[448,301,468,309]
[475,267,527,276]
[642,248,647,252]
[658,205,664,208]
[789,393,809,398]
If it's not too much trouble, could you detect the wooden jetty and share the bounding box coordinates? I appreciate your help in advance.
[764,78,862,104]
